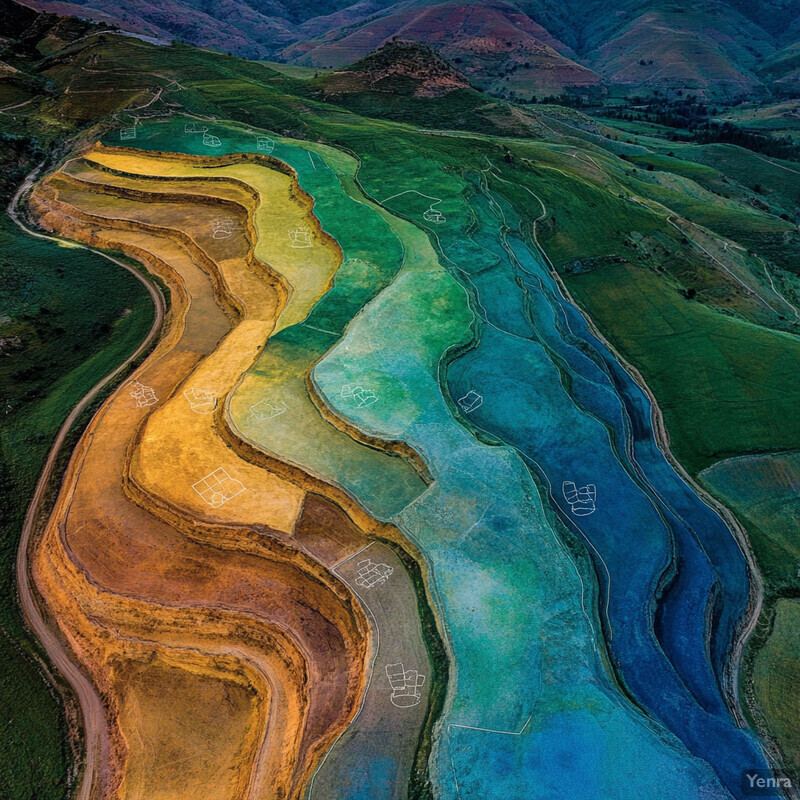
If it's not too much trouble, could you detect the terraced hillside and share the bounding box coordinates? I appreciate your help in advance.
[6,10,800,798]
[26,146,394,799]
[10,110,794,800]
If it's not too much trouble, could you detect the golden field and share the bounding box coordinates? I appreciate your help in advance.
[27,149,381,800]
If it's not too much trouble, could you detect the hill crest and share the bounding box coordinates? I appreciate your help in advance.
[316,39,473,96]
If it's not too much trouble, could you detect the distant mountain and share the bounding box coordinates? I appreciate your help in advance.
[17,0,800,99]
[16,0,300,55]
[282,0,602,98]
[760,38,800,93]
[580,3,774,99]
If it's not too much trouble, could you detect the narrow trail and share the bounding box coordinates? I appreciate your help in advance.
[0,98,34,114]
[8,165,165,800]
[127,86,163,111]
[750,152,800,177]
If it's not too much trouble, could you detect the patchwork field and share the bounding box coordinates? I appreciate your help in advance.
[115,119,764,795]
[5,1,800,795]
[15,99,798,799]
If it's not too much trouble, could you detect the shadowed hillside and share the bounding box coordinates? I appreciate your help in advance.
[281,0,603,98]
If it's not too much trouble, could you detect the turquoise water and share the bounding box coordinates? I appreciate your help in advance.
[438,169,767,796]
[313,255,731,800]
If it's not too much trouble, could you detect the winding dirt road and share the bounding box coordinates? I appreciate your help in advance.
[8,165,165,800]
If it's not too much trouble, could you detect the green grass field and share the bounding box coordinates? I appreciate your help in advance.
[564,262,800,472]
[700,451,800,768]
[259,61,332,80]
[752,599,800,773]
[715,101,800,139]
[0,217,154,800]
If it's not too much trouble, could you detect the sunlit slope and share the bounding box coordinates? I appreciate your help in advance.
[28,152,385,800]
[85,143,428,518]
[48,163,301,527]
[84,145,340,332]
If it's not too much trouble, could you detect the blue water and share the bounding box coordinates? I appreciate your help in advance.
[443,169,769,796]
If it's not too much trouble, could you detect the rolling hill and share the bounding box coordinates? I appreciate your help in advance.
[6,0,800,797]
[281,0,603,98]
[296,39,579,132]
[308,39,473,95]
[582,3,774,99]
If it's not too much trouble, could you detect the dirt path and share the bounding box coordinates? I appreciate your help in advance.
[0,98,34,114]
[8,165,165,800]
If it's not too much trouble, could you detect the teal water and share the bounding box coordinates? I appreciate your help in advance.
[312,254,731,800]
[438,168,767,796]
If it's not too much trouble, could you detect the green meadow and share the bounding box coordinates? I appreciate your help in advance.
[702,452,800,768]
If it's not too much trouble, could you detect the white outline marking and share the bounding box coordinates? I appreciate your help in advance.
[562,481,597,516]
[341,384,378,407]
[128,379,157,407]
[211,218,235,239]
[191,467,245,508]
[457,390,483,414]
[386,662,425,707]
[289,226,312,248]
[354,558,393,589]
[249,399,287,421]
[183,387,217,414]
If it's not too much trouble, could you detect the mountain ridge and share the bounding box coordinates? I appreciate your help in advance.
[14,0,800,99]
